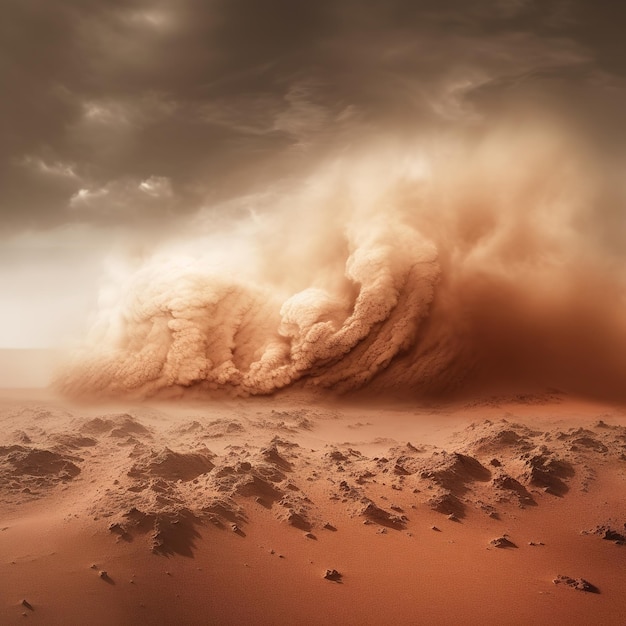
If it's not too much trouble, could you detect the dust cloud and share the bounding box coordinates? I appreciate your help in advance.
[57,121,626,401]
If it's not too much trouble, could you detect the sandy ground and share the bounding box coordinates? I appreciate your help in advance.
[2,388,626,625]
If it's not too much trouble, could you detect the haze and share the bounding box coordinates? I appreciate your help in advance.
[2,1,626,399]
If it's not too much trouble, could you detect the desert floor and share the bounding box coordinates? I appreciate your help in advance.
[2,388,626,625]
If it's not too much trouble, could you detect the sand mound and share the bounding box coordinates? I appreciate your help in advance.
[420,452,491,491]
[79,413,152,439]
[521,451,575,496]
[111,506,202,556]
[0,445,81,481]
[51,434,98,449]
[492,475,536,506]
[128,447,215,482]
[467,420,539,454]
[360,501,406,528]
[170,418,245,439]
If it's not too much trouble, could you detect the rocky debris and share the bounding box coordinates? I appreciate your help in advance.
[260,444,292,470]
[360,501,406,529]
[37,405,626,562]
[270,436,300,449]
[201,497,243,526]
[521,450,574,496]
[420,452,491,494]
[323,522,337,531]
[108,522,132,542]
[252,411,313,433]
[326,449,349,463]
[204,419,245,438]
[492,475,536,506]
[286,510,310,531]
[374,456,390,469]
[570,437,608,453]
[264,409,316,431]
[151,510,202,556]
[428,492,465,518]
[51,434,98,449]
[528,541,544,546]
[553,575,599,593]
[335,480,363,501]
[385,443,427,475]
[393,462,411,476]
[214,465,237,479]
[471,423,537,453]
[554,428,610,454]
[170,418,245,439]
[490,536,517,548]
[475,501,499,518]
[276,497,312,531]
[0,446,81,489]
[207,452,287,505]
[584,524,626,544]
[232,474,283,504]
[119,507,201,557]
[128,447,215,482]
[250,462,286,484]
[355,471,375,485]
[80,414,151,438]
[323,569,342,582]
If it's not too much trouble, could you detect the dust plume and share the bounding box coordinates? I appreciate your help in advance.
[57,121,626,401]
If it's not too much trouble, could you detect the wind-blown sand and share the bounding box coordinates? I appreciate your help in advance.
[2,388,626,625]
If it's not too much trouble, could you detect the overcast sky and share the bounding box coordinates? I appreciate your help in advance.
[2,0,625,348]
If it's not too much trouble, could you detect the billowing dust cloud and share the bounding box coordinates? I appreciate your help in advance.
[58,123,626,401]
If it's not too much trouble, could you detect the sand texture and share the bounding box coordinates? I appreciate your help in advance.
[2,389,626,624]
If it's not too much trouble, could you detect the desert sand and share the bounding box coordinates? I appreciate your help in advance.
[5,2,626,624]
[2,388,626,625]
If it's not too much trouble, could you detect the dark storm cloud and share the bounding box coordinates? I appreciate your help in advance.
[1,0,625,232]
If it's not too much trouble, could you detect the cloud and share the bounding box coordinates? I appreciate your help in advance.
[3,0,624,235]
[69,175,174,221]
[4,0,626,398]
